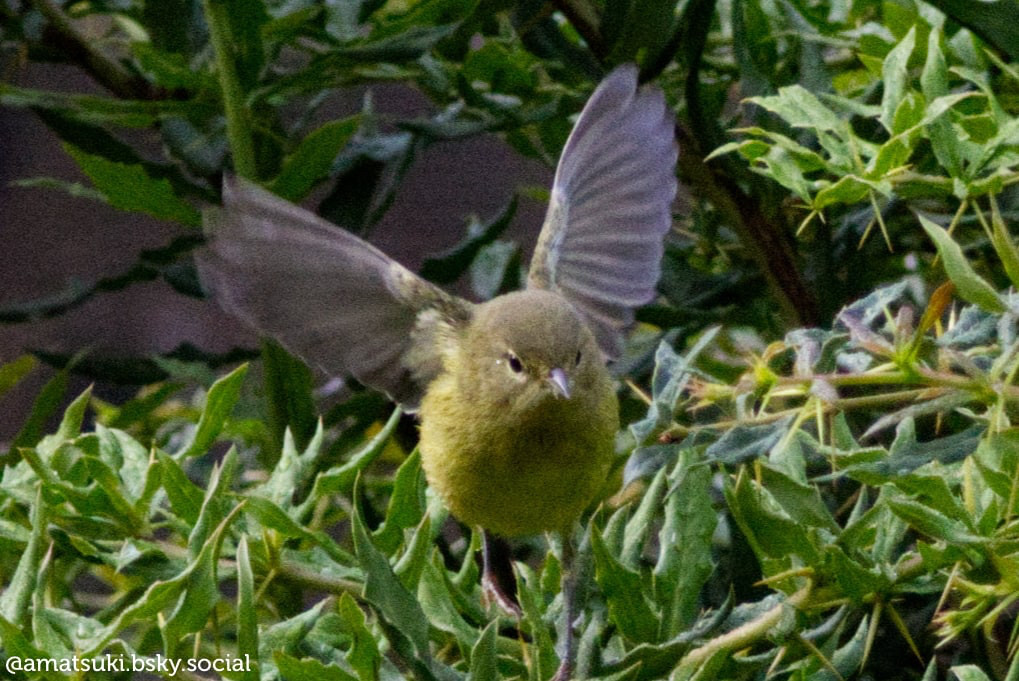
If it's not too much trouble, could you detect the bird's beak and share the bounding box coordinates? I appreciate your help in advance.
[547,367,571,399]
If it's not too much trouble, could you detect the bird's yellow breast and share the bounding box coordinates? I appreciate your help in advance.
[418,362,618,537]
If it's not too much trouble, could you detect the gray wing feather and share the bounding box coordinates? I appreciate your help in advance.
[528,64,678,358]
[196,178,468,408]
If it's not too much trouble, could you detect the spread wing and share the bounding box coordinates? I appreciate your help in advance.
[528,64,678,359]
[196,178,471,408]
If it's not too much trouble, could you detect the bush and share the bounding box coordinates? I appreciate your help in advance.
[2,0,1019,679]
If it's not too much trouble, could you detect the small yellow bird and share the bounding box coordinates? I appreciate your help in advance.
[199,64,676,678]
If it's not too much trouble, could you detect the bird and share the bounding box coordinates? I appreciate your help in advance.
[198,63,677,679]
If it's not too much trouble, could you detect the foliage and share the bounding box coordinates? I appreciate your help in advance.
[2,0,1019,680]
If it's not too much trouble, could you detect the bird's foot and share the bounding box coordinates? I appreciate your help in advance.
[481,570,522,617]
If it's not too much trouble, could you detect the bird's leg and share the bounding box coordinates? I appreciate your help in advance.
[480,530,521,616]
[552,530,577,681]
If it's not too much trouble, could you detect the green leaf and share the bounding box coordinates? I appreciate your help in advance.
[338,592,381,681]
[0,354,37,401]
[0,82,208,126]
[271,117,361,201]
[812,174,874,209]
[0,487,47,625]
[274,653,359,681]
[8,366,68,452]
[758,463,838,531]
[725,467,820,566]
[35,385,92,460]
[655,448,716,636]
[591,527,661,643]
[753,146,814,202]
[177,363,250,459]
[823,546,889,602]
[706,416,795,465]
[417,553,476,647]
[629,330,719,446]
[749,85,844,132]
[515,562,558,679]
[923,29,964,177]
[886,495,983,545]
[351,481,430,657]
[260,340,317,455]
[468,620,499,681]
[64,144,202,226]
[951,664,994,681]
[917,214,1006,313]
[161,503,244,655]
[990,197,1019,289]
[307,407,402,503]
[235,536,259,681]
[157,450,205,526]
[880,27,916,133]
[373,450,426,555]
[622,466,668,568]
[255,421,323,512]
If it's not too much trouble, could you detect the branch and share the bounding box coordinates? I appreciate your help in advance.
[675,582,813,674]
[202,0,257,178]
[31,0,156,99]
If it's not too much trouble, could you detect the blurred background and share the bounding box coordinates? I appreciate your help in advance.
[0,61,553,440]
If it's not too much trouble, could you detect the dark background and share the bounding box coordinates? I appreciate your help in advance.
[0,61,552,440]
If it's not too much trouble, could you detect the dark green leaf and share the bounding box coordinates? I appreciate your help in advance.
[373,451,426,555]
[706,416,794,465]
[351,480,430,657]
[64,144,202,226]
[271,117,361,201]
[177,363,249,459]
[591,527,661,643]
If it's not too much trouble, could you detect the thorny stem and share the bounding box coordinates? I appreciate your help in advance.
[676,583,813,673]
[201,0,257,179]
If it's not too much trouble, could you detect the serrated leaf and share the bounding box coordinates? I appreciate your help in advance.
[0,487,47,625]
[351,482,430,657]
[177,363,249,459]
[706,416,795,465]
[951,664,994,681]
[0,355,37,401]
[758,463,838,531]
[824,546,889,602]
[591,527,661,643]
[373,450,425,555]
[886,495,983,545]
[157,450,205,526]
[990,196,1019,289]
[308,407,401,503]
[725,468,820,566]
[656,448,716,636]
[338,592,381,681]
[630,330,719,445]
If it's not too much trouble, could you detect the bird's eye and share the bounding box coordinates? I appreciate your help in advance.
[506,353,524,373]
[575,350,582,366]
